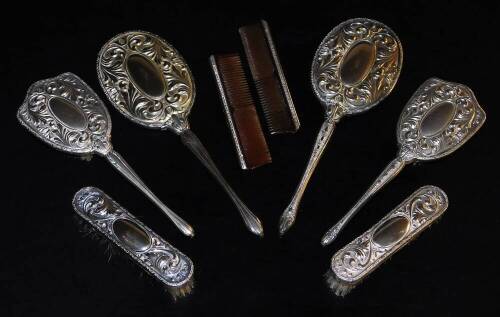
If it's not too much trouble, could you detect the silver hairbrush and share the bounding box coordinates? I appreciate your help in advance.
[17,73,193,237]
[322,78,486,245]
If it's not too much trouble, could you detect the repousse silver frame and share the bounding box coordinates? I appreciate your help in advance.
[97,30,195,133]
[17,72,113,155]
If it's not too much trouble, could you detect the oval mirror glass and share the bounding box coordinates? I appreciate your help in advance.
[126,54,166,98]
[49,97,87,130]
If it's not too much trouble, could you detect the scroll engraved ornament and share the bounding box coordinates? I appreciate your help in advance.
[331,186,448,283]
[398,78,486,160]
[98,31,194,131]
[73,187,193,286]
[17,73,112,154]
[312,18,402,116]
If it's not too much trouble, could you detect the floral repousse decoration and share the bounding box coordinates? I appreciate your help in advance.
[312,18,402,117]
[73,187,193,286]
[97,31,194,131]
[397,78,486,160]
[17,73,112,155]
[331,186,448,283]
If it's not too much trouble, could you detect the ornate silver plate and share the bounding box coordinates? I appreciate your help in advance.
[73,187,194,298]
[322,78,486,245]
[279,18,403,234]
[327,185,448,296]
[17,73,193,237]
[97,31,263,236]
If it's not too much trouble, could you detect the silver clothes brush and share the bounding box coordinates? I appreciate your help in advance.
[73,187,194,299]
[279,18,403,234]
[97,30,263,237]
[17,73,193,237]
[326,185,448,296]
[321,78,486,246]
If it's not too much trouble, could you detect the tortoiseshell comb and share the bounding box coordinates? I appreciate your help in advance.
[210,53,272,169]
[239,20,300,134]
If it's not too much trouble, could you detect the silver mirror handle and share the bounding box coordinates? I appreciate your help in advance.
[180,129,264,237]
[103,150,194,237]
[321,156,407,246]
[279,118,336,235]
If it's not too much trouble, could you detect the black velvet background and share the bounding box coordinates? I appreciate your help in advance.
[3,1,499,315]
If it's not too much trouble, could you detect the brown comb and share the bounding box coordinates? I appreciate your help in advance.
[239,20,300,134]
[210,53,272,170]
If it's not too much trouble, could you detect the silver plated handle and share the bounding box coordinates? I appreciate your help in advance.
[180,129,264,237]
[104,150,194,237]
[279,118,336,235]
[321,156,408,245]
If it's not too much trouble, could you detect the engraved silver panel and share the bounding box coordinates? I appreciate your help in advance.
[73,187,194,288]
[17,72,112,155]
[397,78,486,161]
[97,30,194,133]
[311,17,403,116]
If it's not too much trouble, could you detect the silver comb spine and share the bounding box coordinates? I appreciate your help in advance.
[209,55,247,170]
[261,19,300,131]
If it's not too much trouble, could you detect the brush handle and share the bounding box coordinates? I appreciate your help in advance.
[104,150,194,237]
[279,118,336,235]
[321,156,407,246]
[180,129,264,237]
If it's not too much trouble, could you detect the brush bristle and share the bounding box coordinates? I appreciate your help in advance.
[73,214,117,260]
[168,278,194,300]
[80,153,93,161]
[325,269,356,297]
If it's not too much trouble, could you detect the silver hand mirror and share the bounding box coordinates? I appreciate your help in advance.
[279,18,403,234]
[321,78,486,245]
[97,31,263,236]
[17,73,193,237]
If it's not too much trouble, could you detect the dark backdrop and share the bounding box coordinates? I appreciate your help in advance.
[4,1,499,315]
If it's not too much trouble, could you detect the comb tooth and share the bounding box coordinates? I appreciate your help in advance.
[239,20,300,134]
[254,77,295,133]
[210,54,272,170]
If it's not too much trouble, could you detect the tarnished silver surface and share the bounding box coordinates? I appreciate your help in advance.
[329,185,448,295]
[73,187,194,289]
[279,18,403,234]
[97,31,263,236]
[17,73,193,237]
[322,78,486,245]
